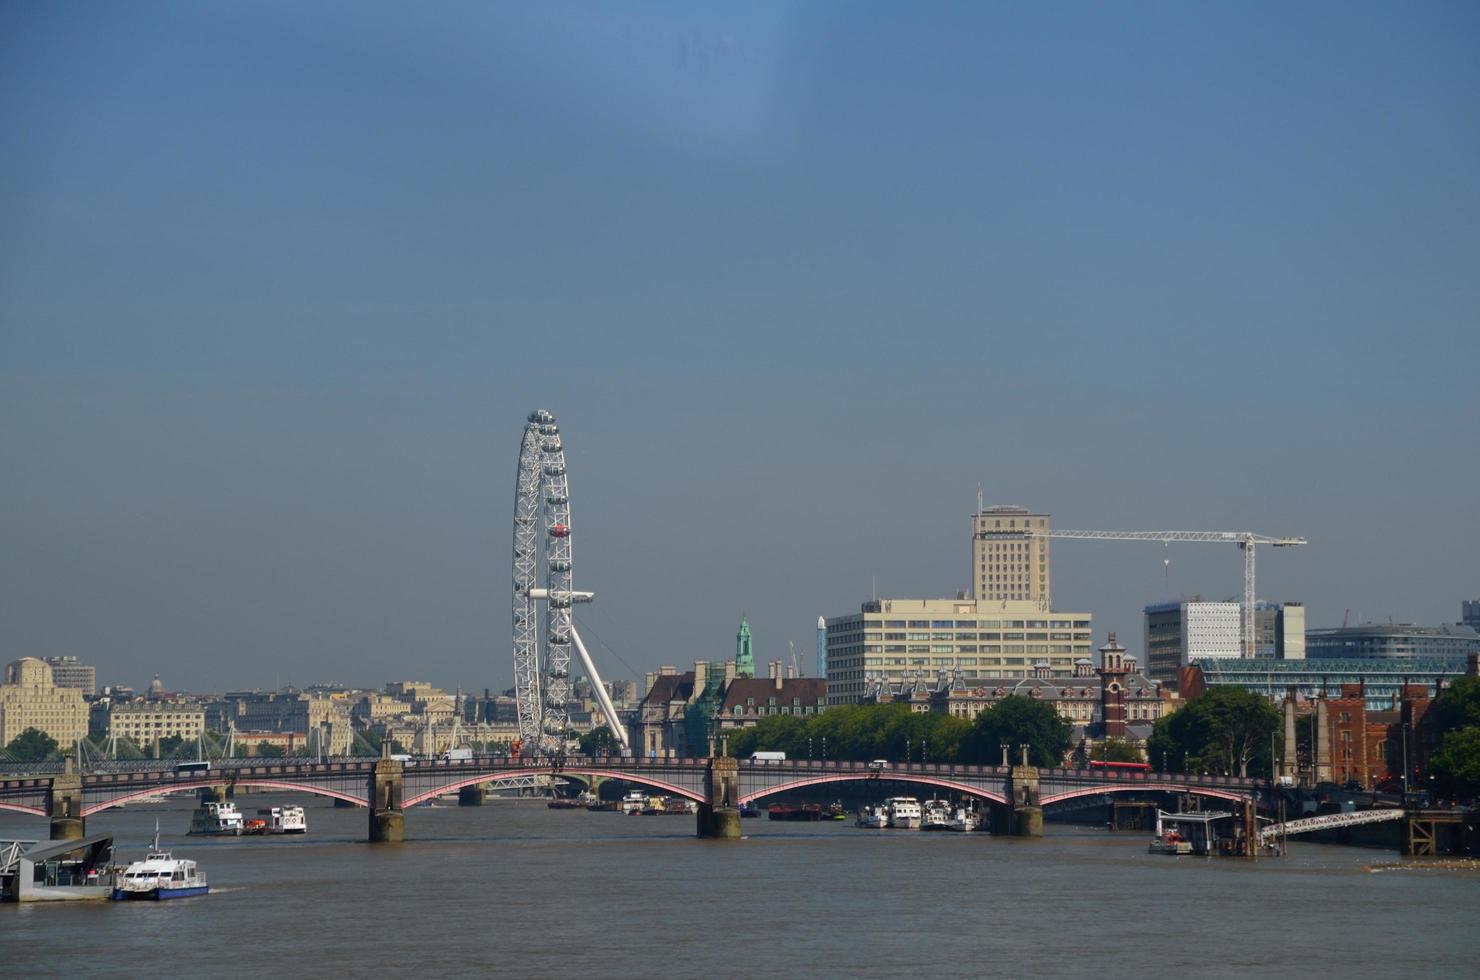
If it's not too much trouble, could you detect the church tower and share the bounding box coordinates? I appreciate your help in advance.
[1097,632,1129,739]
[735,618,754,678]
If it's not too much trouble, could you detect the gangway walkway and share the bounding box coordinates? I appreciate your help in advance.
[1259,808,1405,844]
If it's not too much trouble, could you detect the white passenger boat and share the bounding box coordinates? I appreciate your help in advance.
[921,800,952,831]
[885,797,922,829]
[188,801,243,836]
[945,806,980,832]
[257,805,307,834]
[112,828,209,901]
[855,804,889,828]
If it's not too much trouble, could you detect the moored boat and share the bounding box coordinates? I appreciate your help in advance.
[885,797,922,829]
[619,790,648,815]
[112,828,209,901]
[945,806,980,832]
[1148,829,1193,855]
[257,805,306,834]
[856,804,889,828]
[921,800,951,831]
[767,804,824,821]
[188,801,243,836]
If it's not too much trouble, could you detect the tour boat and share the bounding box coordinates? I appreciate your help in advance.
[619,790,648,815]
[885,797,922,829]
[945,806,981,832]
[738,803,762,819]
[257,805,307,834]
[921,800,952,831]
[188,801,243,836]
[856,804,889,828]
[112,828,209,901]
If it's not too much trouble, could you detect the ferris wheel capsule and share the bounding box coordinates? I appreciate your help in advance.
[549,523,569,538]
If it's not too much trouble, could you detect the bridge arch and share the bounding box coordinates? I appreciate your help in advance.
[1040,784,1256,807]
[81,779,369,817]
[738,773,1010,807]
[402,767,703,807]
[0,800,47,817]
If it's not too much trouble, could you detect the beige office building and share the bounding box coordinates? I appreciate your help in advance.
[972,505,1051,604]
[108,701,207,745]
[0,658,89,747]
[825,598,1093,705]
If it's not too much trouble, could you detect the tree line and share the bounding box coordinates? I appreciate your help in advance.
[725,697,1074,767]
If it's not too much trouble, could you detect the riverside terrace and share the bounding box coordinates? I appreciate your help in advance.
[1,752,1268,842]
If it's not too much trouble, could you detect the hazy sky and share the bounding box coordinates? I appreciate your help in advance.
[3,2,1477,694]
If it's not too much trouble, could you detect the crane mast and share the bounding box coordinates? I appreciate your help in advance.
[1026,528,1307,658]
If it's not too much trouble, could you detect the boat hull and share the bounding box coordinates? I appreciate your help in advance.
[112,885,210,901]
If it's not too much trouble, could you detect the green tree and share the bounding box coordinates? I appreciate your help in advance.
[960,696,1073,767]
[579,726,620,755]
[353,729,384,756]
[158,735,187,757]
[1431,676,1480,734]
[255,742,286,759]
[1091,737,1144,764]
[4,727,59,761]
[1427,727,1480,802]
[1147,687,1279,777]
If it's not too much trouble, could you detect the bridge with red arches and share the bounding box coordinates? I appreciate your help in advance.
[1,754,1268,841]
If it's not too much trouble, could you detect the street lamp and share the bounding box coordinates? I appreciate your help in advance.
[807,738,813,762]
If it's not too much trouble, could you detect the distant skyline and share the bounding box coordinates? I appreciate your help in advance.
[3,2,1477,692]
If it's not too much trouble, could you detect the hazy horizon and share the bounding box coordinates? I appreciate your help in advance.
[3,2,1477,693]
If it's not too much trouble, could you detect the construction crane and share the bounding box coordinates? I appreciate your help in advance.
[1026,528,1307,658]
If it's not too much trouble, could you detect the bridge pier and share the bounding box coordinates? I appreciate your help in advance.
[49,758,84,841]
[1008,764,1042,838]
[458,783,486,806]
[368,745,405,843]
[697,756,741,840]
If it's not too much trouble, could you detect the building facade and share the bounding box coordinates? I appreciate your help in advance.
[916,637,1172,744]
[826,597,1094,706]
[1188,658,1465,711]
[1463,600,1480,633]
[108,701,207,746]
[1145,600,1305,688]
[41,657,97,697]
[0,659,89,748]
[971,505,1051,604]
[716,676,828,733]
[1306,623,1480,663]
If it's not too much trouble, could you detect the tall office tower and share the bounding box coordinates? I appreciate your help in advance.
[1463,600,1480,632]
[971,505,1051,605]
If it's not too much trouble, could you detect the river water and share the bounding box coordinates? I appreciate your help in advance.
[2,796,1475,978]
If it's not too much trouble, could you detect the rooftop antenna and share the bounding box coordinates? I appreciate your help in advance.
[872,575,877,602]
[976,484,984,517]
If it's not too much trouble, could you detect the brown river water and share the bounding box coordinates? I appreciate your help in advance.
[2,795,1476,979]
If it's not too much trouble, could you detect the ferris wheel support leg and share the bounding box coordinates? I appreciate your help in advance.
[570,625,630,751]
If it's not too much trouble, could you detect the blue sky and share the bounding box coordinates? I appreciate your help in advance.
[2,2,1477,692]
